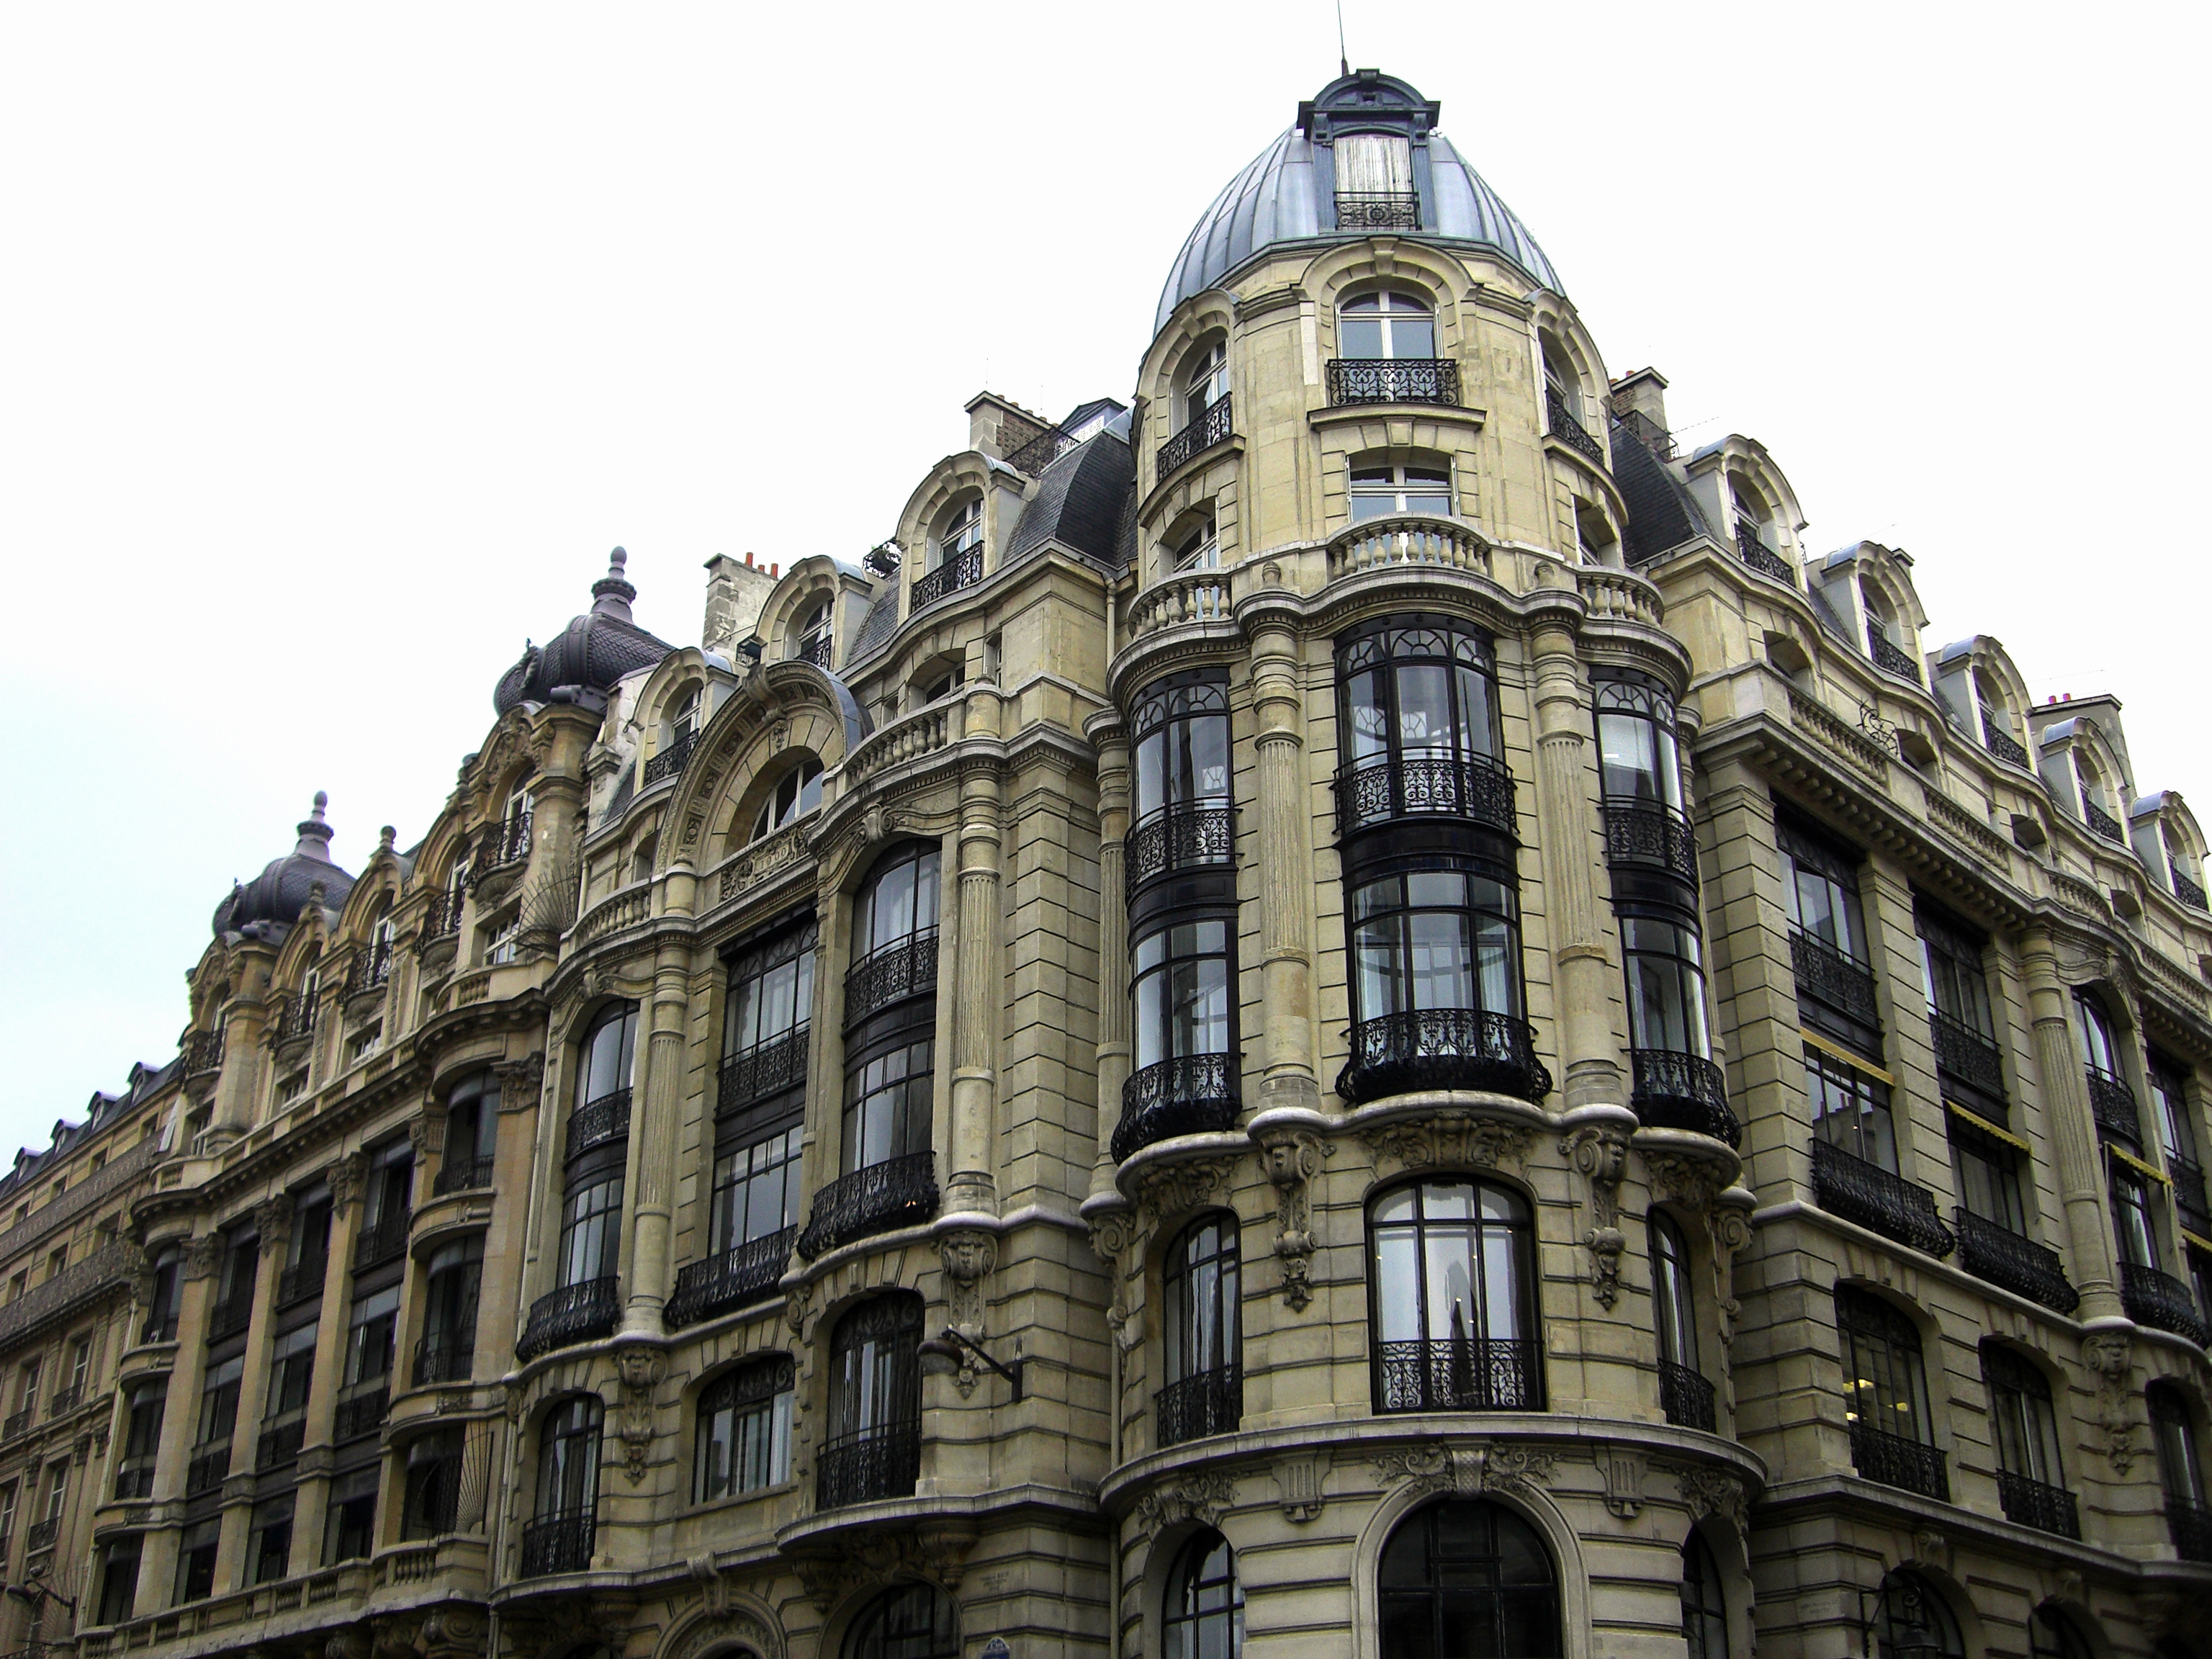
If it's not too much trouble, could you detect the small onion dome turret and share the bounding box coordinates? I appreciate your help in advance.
[212,792,357,939]
[493,547,675,716]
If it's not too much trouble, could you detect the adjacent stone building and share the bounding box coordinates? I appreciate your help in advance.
[18,63,2211,1659]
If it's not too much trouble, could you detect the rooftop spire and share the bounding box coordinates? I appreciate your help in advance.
[294,791,333,861]
[590,546,637,622]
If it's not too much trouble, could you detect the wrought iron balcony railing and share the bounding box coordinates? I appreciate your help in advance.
[1810,1141,1956,1257]
[2174,866,2210,911]
[665,1226,799,1328]
[182,1028,225,1076]
[1156,1364,1242,1448]
[1125,804,1235,902]
[1869,631,1923,685]
[1158,397,1233,477]
[1112,1055,1241,1162]
[353,1208,410,1272]
[517,1276,621,1361]
[1374,1336,1542,1413]
[185,1444,230,1496]
[333,1386,389,1442]
[2121,1262,2211,1346]
[844,932,939,1025]
[1928,1010,2005,1102]
[518,1507,597,1578]
[1334,752,1516,839]
[1602,800,1699,888]
[343,942,393,998]
[423,888,465,941]
[433,1155,495,1197]
[566,1089,633,1159]
[1004,423,1079,475]
[2082,799,2126,845]
[476,813,532,874]
[2167,1497,2212,1563]
[256,1418,304,1471]
[1951,1210,2079,1313]
[276,992,317,1045]
[1336,189,1419,229]
[1545,387,1605,464]
[1629,1049,1741,1146]
[642,728,696,788]
[413,1336,476,1387]
[1981,716,2031,769]
[1325,357,1460,407]
[716,1028,809,1115]
[1733,519,1796,585]
[797,1153,938,1260]
[2171,1156,2211,1239]
[1997,1470,2080,1539]
[46,1385,79,1418]
[1848,1421,1948,1501]
[1339,1010,1552,1107]
[1,1408,30,1442]
[2085,1067,2139,1144]
[25,1518,57,1556]
[207,1287,256,1340]
[1658,1359,1716,1431]
[112,1460,156,1501]
[911,545,984,612]
[1789,928,1880,1029]
[277,1254,327,1308]
[816,1424,921,1511]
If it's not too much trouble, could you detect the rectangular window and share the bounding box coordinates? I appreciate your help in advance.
[343,1287,400,1390]
[16,1360,40,1415]
[97,1534,141,1624]
[267,1323,318,1421]
[175,1518,220,1604]
[1807,1049,1897,1172]
[840,1040,935,1174]
[197,1355,244,1448]
[248,1495,294,1586]
[68,1337,91,1399]
[556,1177,624,1288]
[115,1381,165,1499]
[1950,1118,2027,1233]
[2112,1166,2162,1269]
[695,1357,796,1503]
[0,1481,16,1557]
[42,1460,66,1524]
[323,1467,379,1564]
[710,1125,804,1256]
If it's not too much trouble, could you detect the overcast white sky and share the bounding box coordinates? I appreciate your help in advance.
[3,3,2206,1158]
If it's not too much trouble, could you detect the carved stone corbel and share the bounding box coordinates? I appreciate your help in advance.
[1087,1207,1141,1355]
[1362,1114,1532,1175]
[1257,1129,1327,1311]
[1561,1125,1630,1309]
[1369,1440,1556,1498]
[1676,1465,1748,1532]
[325,1151,367,1212]
[1134,1156,1240,1233]
[1272,1455,1326,1522]
[252,1194,293,1249]
[614,1346,665,1485]
[1599,1443,1647,1518]
[493,1051,546,1111]
[2080,1330,2136,1473]
[1709,1200,1751,1349]
[181,1234,221,1282]
[935,1228,998,1397]
[1128,1469,1239,1535]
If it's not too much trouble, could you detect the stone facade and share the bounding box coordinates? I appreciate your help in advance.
[16,61,2211,1659]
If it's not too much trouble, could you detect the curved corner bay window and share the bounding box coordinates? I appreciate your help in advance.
[1623,916,1734,1144]
[438,1072,499,1195]
[1836,1287,1946,1502]
[752,757,824,842]
[1981,1342,2075,1537]
[1336,619,1508,837]
[1874,1572,1964,1659]
[523,1395,603,1577]
[1378,1499,1560,1659]
[1128,673,1233,902]
[846,842,941,1026]
[1115,920,1238,1159]
[1596,675,1695,887]
[1681,1532,1728,1659]
[416,1236,482,1385]
[1159,1215,1241,1447]
[1164,1529,1244,1659]
[521,1005,633,1357]
[1342,866,1544,1105]
[1652,1213,1712,1431]
[846,1583,959,1659]
[695,1354,794,1503]
[819,1296,922,1510]
[1369,1180,1540,1412]
[1182,338,1228,427]
[720,920,816,1115]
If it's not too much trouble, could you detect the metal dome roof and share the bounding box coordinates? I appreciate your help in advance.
[1154,71,1563,334]
[493,548,674,717]
[212,793,356,940]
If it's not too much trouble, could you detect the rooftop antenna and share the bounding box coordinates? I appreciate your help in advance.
[1336,0,1349,75]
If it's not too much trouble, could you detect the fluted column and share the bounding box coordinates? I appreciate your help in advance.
[287,1151,364,1578]
[2018,927,2122,1321]
[1245,608,1319,1113]
[947,737,1005,1215]
[625,923,695,1332]
[1086,713,1133,1188]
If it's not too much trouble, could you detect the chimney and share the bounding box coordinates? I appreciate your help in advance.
[702,554,778,654]
[963,390,1053,462]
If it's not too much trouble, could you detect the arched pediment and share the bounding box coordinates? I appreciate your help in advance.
[1303,243,1468,349]
[894,454,1000,560]
[631,647,729,744]
[658,665,866,874]
[1140,292,1238,408]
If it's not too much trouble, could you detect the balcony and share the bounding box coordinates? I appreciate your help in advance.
[1545,387,1606,464]
[517,1276,621,1361]
[1112,1055,1241,1162]
[422,888,464,942]
[1869,631,1923,686]
[2121,1262,2211,1346]
[412,1337,475,1387]
[911,545,983,612]
[798,632,835,670]
[25,1517,57,1556]
[566,1089,632,1159]
[2085,1067,2139,1143]
[1981,715,2031,770]
[46,1385,79,1418]
[2168,1498,2212,1563]
[1628,1049,1741,1146]
[1157,397,1233,477]
[1,1408,30,1441]
[518,1507,597,1578]
[1789,930,1880,1031]
[207,1288,256,1341]
[642,728,696,788]
[1997,1470,2080,1539]
[256,1418,304,1471]
[1733,520,1796,585]
[1323,512,1491,588]
[2175,866,2210,912]
[2172,1157,2211,1239]
[1125,804,1235,903]
[1928,1010,2005,1102]
[112,1460,155,1501]
[276,993,317,1046]
[182,1028,225,1078]
[432,1156,494,1197]
[797,1153,938,1260]
[1339,1010,1552,1107]
[1325,358,1460,407]
[816,1425,921,1511]
[333,1386,389,1442]
[844,932,939,1025]
[1374,1336,1542,1413]
[1809,1141,1956,1257]
[276,1254,327,1308]
[716,1028,809,1115]
[1850,1422,1948,1501]
[343,941,393,998]
[1602,800,1699,889]
[2083,799,2126,846]
[185,1444,230,1496]
[1156,1364,1241,1449]
[477,813,532,875]
[1951,1211,2079,1313]
[1336,189,1418,229]
[1334,752,1516,840]
[353,1209,410,1272]
[1659,1359,1715,1431]
[665,1226,799,1328]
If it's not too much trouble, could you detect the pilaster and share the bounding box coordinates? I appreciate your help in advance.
[2019,927,2123,1321]
[1244,607,1319,1114]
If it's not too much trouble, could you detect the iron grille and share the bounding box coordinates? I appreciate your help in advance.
[45,1385,78,1417]
[1545,387,1605,464]
[519,1507,597,1578]
[277,993,317,1044]
[1155,1364,1242,1448]
[1982,718,2030,769]
[185,1444,230,1496]
[2083,799,2126,845]
[567,1089,633,1158]
[1997,1470,2080,1539]
[333,1386,389,1442]
[277,1254,328,1308]
[1809,1141,1956,1257]
[2085,1067,2139,1143]
[1125,805,1235,902]
[1,1410,30,1442]
[413,1337,476,1387]
[207,1288,256,1340]
[1628,1050,1740,1146]
[1789,928,1880,1027]
[816,1425,921,1510]
[1374,1337,1542,1413]
[343,942,392,997]
[1734,521,1796,584]
[1339,1010,1552,1107]
[1658,1359,1716,1431]
[423,888,464,940]
[1335,190,1419,228]
[2175,867,2210,911]
[2120,1262,2211,1346]
[665,1226,799,1328]
[2168,1498,2212,1563]
[1869,632,1923,685]
[353,1208,410,1272]
[1004,425,1079,475]
[517,1275,621,1360]
[912,546,984,611]
[1849,1422,1948,1501]
[1324,358,1461,407]
[1601,800,1699,888]
[256,1419,304,1471]
[1158,397,1233,476]
[843,932,939,1025]
[182,1028,226,1076]
[798,1154,938,1260]
[1334,752,1516,838]
[433,1155,495,1196]
[25,1518,57,1555]
[112,1460,155,1500]
[716,1028,809,1115]
[2171,1157,2211,1238]
[642,729,696,787]
[1928,1010,2005,1100]
[1951,1210,2079,1313]
[1112,1056,1241,1162]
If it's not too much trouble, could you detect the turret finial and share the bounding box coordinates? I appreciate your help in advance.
[591,546,639,621]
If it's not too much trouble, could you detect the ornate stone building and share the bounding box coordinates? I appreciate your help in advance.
[21,63,2212,1659]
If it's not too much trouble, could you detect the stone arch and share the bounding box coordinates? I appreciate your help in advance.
[1305,244,1466,356]
[633,649,721,750]
[650,1590,786,1659]
[660,670,862,876]
[755,558,851,665]
[1349,1480,1591,1659]
[1527,292,1610,431]
[894,455,999,567]
[1142,292,1238,417]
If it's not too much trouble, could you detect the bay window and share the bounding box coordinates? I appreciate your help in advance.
[1369,1179,1540,1411]
[1128,672,1233,903]
[1335,618,1509,837]
[1158,1215,1240,1447]
[1115,918,1238,1159]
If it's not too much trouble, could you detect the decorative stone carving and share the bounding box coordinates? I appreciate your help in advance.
[181,1234,221,1282]
[1087,1208,1142,1354]
[1598,1443,1647,1519]
[252,1195,293,1248]
[1362,1115,1533,1174]
[615,1346,665,1485]
[935,1228,998,1396]
[407,1114,438,1163]
[1272,1455,1326,1523]
[1641,1151,1725,1213]
[1257,1130,1326,1311]
[1709,1203,1750,1348]
[1561,1125,1629,1309]
[1675,1466,1748,1532]
[2080,1330,2136,1473]
[791,1523,980,1612]
[493,1051,545,1110]
[419,1606,490,1659]
[1130,1469,1239,1535]
[122,1241,155,1315]
[665,1605,783,1659]
[784,1276,816,1344]
[326,1151,367,1212]
[1370,1442,1555,1498]
[1134,1156,1238,1231]
[1910,1529,1951,1575]
[325,1627,373,1659]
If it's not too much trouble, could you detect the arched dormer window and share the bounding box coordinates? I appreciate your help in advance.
[2074,753,2127,845]
[751,758,824,842]
[2163,825,2208,909]
[1182,338,1228,428]
[915,497,985,609]
[1973,667,2028,766]
[1334,130,1415,227]
[670,685,701,747]
[646,688,702,786]
[1861,582,1922,686]
[794,598,835,669]
[1330,291,1450,405]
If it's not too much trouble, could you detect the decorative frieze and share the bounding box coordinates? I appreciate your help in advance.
[1369,1441,1556,1498]
[1360,1115,1534,1174]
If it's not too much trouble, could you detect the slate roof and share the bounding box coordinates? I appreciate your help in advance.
[1612,419,1714,567]
[1004,429,1135,569]
[493,549,674,716]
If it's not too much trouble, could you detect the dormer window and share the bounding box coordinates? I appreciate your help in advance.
[1861,584,1922,686]
[752,759,824,842]
[914,499,986,610]
[1334,132,1416,228]
[796,599,835,668]
[938,500,981,566]
[671,688,700,747]
[1182,341,1228,426]
[1350,461,1452,523]
[2074,757,2126,845]
[1541,336,1581,426]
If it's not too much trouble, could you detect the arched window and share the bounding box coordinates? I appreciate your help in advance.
[845,1583,958,1659]
[1874,1570,1964,1659]
[1118,918,1238,1159]
[1182,338,1228,428]
[2074,752,2125,840]
[1972,668,2024,760]
[670,686,701,748]
[937,498,982,565]
[1681,1532,1728,1659]
[2149,1382,2211,1560]
[1378,1500,1559,1658]
[1652,1213,1711,1429]
[752,757,825,842]
[417,1235,483,1386]
[694,1354,794,1502]
[438,1071,500,1196]
[1164,1529,1244,1659]
[1336,618,1505,830]
[555,1003,634,1305]
[1595,678,1683,811]
[1169,510,1220,572]
[796,596,835,667]
[1369,1180,1539,1411]
[2030,1606,2093,1659]
[1128,673,1233,893]
[1159,1215,1240,1447]
[522,1395,603,1577]
[1540,333,1583,425]
[820,1297,923,1509]
[1349,459,1452,521]
[1835,1287,1944,1501]
[576,1003,637,1118]
[1339,290,1434,361]
[1981,1342,2072,1536]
